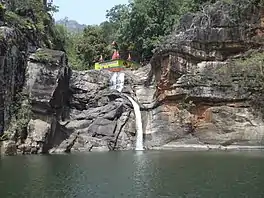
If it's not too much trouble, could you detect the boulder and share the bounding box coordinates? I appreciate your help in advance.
[1,140,17,156]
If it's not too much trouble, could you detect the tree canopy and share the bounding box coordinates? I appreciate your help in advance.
[3,0,262,70]
[56,0,219,70]
[2,0,220,70]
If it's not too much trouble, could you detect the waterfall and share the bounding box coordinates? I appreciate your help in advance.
[110,72,117,90]
[110,72,144,150]
[110,72,125,92]
[125,95,144,151]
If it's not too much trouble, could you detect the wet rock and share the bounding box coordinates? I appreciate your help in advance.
[0,26,27,136]
[25,48,70,116]
[1,140,17,156]
[24,119,50,153]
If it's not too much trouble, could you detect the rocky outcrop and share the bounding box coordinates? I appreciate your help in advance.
[1,48,71,155]
[0,0,74,154]
[0,26,27,136]
[146,0,264,147]
[19,48,71,154]
[50,70,136,153]
[1,0,264,155]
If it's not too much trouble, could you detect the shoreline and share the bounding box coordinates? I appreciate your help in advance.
[1,143,264,156]
[151,144,264,151]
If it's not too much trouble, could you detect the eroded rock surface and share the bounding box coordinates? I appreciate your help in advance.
[146,0,264,147]
[1,0,264,155]
[50,70,136,153]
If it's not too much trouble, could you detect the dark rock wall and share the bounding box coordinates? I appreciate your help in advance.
[0,27,27,134]
[22,48,71,154]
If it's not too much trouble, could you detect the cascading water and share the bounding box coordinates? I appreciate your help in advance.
[110,72,125,92]
[124,94,144,151]
[110,71,144,150]
[110,72,117,90]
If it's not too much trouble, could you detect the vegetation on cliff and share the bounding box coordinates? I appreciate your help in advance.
[0,0,63,49]
[56,0,264,70]
[2,0,264,71]
[56,0,217,70]
[0,0,58,141]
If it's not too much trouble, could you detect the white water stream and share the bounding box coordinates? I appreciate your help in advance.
[110,72,125,92]
[110,72,144,150]
[124,94,144,151]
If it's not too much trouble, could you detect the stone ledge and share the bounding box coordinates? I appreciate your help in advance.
[152,144,264,151]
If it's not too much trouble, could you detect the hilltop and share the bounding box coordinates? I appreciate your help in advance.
[56,18,86,32]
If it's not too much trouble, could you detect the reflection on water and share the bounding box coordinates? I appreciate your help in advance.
[0,151,264,198]
[132,151,149,197]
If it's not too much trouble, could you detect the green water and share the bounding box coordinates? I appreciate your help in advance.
[0,151,264,198]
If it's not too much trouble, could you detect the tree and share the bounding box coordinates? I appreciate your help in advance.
[48,0,216,70]
[75,25,111,69]
[99,21,116,45]
[104,0,211,62]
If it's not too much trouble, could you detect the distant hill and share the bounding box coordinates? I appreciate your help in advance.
[56,18,86,32]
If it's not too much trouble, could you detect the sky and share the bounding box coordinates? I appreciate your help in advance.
[53,0,129,25]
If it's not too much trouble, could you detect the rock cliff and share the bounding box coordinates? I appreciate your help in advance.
[1,0,264,155]
[149,0,264,147]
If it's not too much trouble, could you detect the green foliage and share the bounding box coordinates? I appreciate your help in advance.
[51,24,88,70]
[104,0,214,62]
[51,24,69,51]
[0,3,5,19]
[76,25,111,68]
[2,93,32,142]
[234,52,264,67]
[0,132,9,141]
[50,0,216,70]
[3,0,229,70]
[5,11,35,31]
[14,96,32,132]
[233,52,264,81]
[231,51,264,117]
[7,0,47,30]
[33,49,53,63]
[46,2,59,13]
[52,22,113,69]
[3,0,59,49]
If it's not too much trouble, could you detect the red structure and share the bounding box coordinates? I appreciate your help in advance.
[112,50,120,60]
[111,41,120,60]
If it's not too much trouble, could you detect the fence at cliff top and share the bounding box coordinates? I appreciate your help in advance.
[110,71,144,151]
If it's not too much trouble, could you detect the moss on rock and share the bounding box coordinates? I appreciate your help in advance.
[29,48,66,66]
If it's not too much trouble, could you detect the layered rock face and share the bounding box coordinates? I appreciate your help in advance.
[0,27,27,134]
[147,0,264,147]
[52,69,137,152]
[2,0,264,155]
[0,26,28,156]
[1,48,71,155]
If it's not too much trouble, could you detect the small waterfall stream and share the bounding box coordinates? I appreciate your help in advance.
[110,72,125,92]
[124,94,144,151]
[110,72,144,150]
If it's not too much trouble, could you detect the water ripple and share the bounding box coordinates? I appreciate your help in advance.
[0,151,264,198]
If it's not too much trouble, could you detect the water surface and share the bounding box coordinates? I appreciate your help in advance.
[0,151,264,198]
